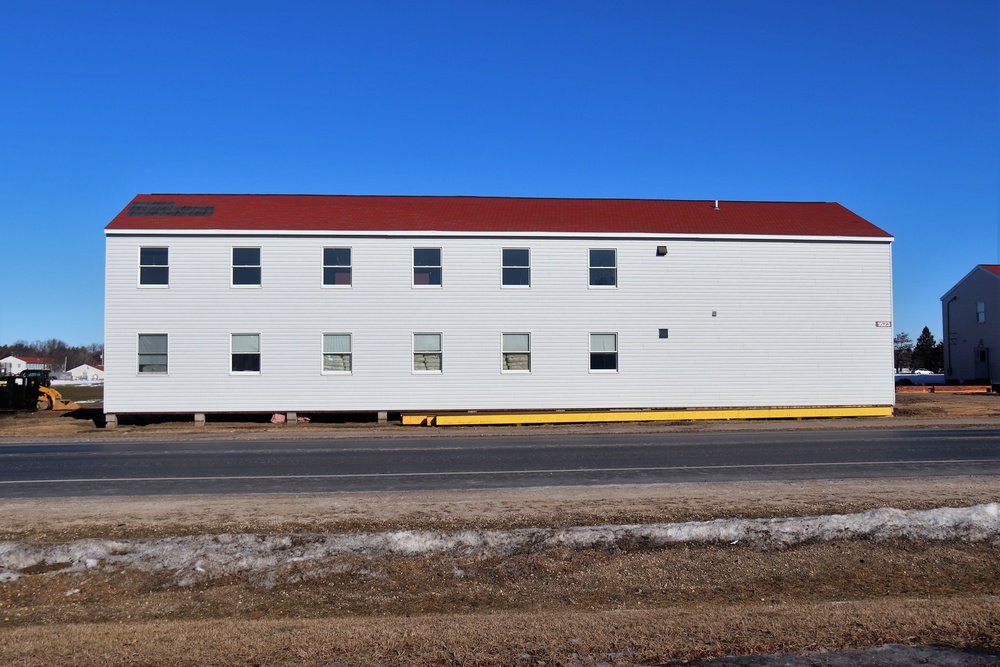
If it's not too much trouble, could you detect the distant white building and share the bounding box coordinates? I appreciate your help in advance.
[67,364,105,381]
[0,356,54,376]
[104,194,895,421]
[941,264,1000,385]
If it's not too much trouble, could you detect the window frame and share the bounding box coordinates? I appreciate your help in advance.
[322,247,352,287]
[501,248,531,288]
[138,246,169,287]
[412,332,443,373]
[589,332,618,372]
[501,332,531,373]
[137,333,168,375]
[230,333,262,374]
[321,333,353,374]
[232,247,262,287]
[589,248,617,288]
[413,248,443,287]
[977,302,986,323]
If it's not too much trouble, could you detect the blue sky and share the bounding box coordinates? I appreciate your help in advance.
[1,1,996,347]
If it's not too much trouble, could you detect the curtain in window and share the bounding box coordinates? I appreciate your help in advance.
[231,334,260,353]
[138,334,168,373]
[590,334,616,352]
[139,334,167,354]
[503,333,529,352]
[413,334,441,353]
[323,334,351,353]
[323,334,352,372]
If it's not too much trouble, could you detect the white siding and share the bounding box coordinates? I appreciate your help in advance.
[0,357,26,376]
[105,233,895,413]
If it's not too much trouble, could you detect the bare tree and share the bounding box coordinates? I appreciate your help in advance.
[893,332,913,372]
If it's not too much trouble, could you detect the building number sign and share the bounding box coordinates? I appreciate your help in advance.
[875,321,892,328]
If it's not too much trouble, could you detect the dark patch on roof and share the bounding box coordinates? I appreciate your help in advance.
[128,201,215,217]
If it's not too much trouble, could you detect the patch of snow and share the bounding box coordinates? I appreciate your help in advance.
[0,504,996,588]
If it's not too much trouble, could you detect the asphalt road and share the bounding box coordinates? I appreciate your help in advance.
[0,427,998,497]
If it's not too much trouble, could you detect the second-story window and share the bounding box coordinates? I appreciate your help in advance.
[232,247,261,286]
[977,302,986,323]
[323,247,352,286]
[139,247,169,286]
[589,249,617,287]
[413,248,442,286]
[502,248,530,287]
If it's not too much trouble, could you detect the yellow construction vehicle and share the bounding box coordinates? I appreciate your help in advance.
[17,370,80,411]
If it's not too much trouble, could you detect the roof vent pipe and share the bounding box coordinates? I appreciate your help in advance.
[714,200,719,210]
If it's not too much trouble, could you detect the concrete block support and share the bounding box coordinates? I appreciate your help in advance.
[286,412,297,425]
[194,413,206,427]
[378,411,388,424]
[105,413,117,429]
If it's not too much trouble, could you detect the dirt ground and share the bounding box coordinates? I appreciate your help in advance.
[0,393,998,666]
[2,390,1000,441]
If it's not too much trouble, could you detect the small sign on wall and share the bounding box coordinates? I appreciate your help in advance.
[875,321,892,328]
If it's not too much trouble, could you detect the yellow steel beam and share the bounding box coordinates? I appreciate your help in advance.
[401,414,432,426]
[401,406,892,427]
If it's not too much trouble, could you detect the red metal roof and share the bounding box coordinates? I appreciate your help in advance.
[980,265,1000,277]
[12,356,53,364]
[106,194,892,238]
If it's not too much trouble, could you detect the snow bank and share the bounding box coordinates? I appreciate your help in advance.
[1,504,996,587]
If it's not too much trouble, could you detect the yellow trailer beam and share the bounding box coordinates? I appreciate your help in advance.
[402,405,892,427]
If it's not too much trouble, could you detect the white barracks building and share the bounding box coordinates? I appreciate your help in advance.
[104,194,895,424]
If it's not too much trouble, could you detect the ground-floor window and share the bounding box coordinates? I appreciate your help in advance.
[231,333,261,373]
[322,333,352,372]
[135,330,632,377]
[589,332,617,371]
[413,333,442,372]
[138,334,168,374]
[502,332,530,371]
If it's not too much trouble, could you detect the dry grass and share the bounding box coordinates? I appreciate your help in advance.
[0,479,998,666]
[3,599,998,667]
[3,540,998,623]
[893,392,1000,419]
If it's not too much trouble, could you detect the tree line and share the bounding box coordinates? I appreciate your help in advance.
[893,327,943,373]
[1,339,104,372]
